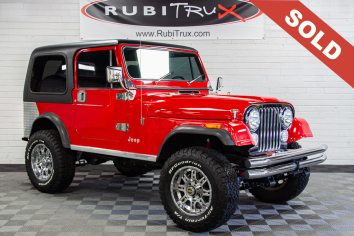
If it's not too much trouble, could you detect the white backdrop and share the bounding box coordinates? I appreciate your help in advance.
[0,0,353,164]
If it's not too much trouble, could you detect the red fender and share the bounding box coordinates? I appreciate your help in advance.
[224,122,255,146]
[288,117,313,143]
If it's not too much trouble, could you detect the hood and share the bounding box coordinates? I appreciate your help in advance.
[146,94,282,120]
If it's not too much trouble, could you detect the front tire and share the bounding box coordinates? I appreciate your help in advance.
[25,130,76,193]
[249,142,310,203]
[160,147,239,232]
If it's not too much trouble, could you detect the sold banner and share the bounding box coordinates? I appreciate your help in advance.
[251,0,354,88]
[80,0,265,40]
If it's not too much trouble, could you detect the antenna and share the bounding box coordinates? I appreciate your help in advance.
[109,50,113,89]
[140,37,144,126]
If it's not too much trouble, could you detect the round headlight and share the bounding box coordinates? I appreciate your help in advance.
[281,107,294,128]
[246,107,260,132]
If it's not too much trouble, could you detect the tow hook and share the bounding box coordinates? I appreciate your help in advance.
[268,176,276,187]
[293,167,310,176]
[295,160,300,172]
[304,167,310,176]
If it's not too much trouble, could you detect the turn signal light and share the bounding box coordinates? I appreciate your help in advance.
[205,124,221,129]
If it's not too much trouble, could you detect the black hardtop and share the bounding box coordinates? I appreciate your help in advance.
[32,39,197,58]
[24,40,197,104]
[119,39,198,52]
[32,40,118,58]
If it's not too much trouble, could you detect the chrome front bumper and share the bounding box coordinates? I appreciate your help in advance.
[244,145,328,180]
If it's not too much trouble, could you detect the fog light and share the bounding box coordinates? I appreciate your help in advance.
[281,130,289,142]
[251,133,259,146]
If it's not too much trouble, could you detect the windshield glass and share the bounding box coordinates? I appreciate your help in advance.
[123,47,206,82]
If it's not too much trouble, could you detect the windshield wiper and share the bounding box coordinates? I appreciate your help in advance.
[155,71,175,84]
[188,74,204,85]
[155,60,190,85]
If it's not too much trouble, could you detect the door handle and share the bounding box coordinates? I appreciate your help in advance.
[77,91,86,103]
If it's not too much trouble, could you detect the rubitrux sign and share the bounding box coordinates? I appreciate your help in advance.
[80,0,264,40]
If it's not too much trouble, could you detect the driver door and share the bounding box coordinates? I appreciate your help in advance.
[73,47,127,142]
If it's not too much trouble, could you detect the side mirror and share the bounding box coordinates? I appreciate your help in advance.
[106,66,123,84]
[106,66,136,100]
[216,77,223,92]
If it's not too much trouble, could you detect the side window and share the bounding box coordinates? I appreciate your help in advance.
[77,50,118,88]
[30,55,67,93]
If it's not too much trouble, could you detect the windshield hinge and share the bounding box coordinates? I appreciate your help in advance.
[116,123,129,132]
[140,118,145,126]
[116,92,128,101]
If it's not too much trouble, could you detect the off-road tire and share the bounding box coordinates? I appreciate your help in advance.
[249,142,310,203]
[159,147,239,232]
[25,130,76,193]
[288,141,302,149]
[113,160,151,177]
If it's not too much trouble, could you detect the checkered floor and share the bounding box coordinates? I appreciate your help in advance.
[0,165,354,236]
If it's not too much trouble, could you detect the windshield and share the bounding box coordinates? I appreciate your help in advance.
[123,47,206,82]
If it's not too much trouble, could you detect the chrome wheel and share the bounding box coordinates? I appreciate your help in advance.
[170,166,212,216]
[31,144,53,181]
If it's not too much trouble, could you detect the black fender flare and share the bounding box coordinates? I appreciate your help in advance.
[30,112,70,148]
[157,125,235,158]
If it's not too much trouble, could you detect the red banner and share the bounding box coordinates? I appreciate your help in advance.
[251,0,354,88]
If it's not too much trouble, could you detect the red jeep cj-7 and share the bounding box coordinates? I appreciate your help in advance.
[23,40,327,232]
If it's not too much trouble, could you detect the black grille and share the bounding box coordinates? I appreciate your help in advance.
[258,107,282,152]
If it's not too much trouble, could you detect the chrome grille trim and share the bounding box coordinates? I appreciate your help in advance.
[258,107,282,153]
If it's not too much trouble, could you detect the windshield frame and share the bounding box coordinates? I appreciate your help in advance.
[121,46,206,83]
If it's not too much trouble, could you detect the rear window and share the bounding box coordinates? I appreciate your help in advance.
[30,55,67,93]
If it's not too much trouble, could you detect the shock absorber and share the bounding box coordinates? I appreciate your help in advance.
[206,138,211,148]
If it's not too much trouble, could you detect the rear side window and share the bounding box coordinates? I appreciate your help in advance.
[30,55,67,93]
[77,50,118,88]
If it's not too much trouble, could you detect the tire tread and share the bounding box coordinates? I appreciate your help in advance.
[159,147,239,232]
[25,130,75,193]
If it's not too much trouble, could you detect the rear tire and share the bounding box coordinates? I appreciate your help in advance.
[249,142,310,203]
[159,147,239,232]
[113,160,151,177]
[25,130,76,193]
